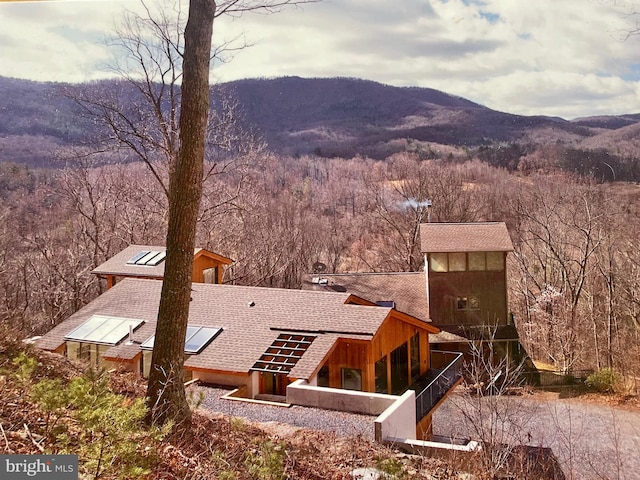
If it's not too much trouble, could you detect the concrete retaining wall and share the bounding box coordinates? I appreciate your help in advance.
[287,380,420,443]
[374,390,416,442]
[286,379,398,415]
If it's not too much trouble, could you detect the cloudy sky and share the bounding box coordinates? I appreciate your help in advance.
[2,0,640,119]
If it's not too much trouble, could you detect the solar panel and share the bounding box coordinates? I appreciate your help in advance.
[140,325,222,354]
[64,315,145,346]
[126,251,149,265]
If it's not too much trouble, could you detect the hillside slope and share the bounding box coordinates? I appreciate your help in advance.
[0,75,639,165]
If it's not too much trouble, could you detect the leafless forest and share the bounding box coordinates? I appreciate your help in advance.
[1,150,639,380]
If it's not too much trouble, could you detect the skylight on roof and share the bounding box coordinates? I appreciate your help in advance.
[126,251,149,265]
[140,325,222,354]
[126,250,167,266]
[64,315,145,346]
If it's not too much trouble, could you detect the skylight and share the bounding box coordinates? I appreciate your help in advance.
[64,315,145,346]
[140,325,222,354]
[126,250,167,266]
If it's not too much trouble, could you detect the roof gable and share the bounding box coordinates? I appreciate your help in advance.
[301,272,430,321]
[420,222,513,253]
[91,245,232,278]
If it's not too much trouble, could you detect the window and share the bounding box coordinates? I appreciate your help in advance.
[66,341,109,368]
[468,251,486,271]
[390,342,409,394]
[410,333,421,380]
[457,297,468,310]
[317,365,330,387]
[457,296,480,310]
[341,368,362,391]
[468,295,480,310]
[486,251,504,271]
[142,350,152,378]
[449,252,466,271]
[430,253,448,272]
[375,357,388,393]
[203,266,220,284]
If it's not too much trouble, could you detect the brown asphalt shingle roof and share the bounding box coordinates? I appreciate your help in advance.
[301,272,430,322]
[37,278,418,380]
[91,245,232,278]
[420,222,513,253]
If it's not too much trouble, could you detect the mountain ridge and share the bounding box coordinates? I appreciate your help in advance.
[0,75,639,165]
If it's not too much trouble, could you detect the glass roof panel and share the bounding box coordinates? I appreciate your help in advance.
[65,314,109,341]
[140,335,155,350]
[126,251,149,265]
[140,325,222,354]
[65,315,144,346]
[185,327,222,354]
[136,251,160,265]
[146,251,166,266]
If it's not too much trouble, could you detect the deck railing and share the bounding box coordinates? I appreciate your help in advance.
[414,350,464,420]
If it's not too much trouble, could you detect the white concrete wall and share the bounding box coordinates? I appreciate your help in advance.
[287,380,419,443]
[248,372,259,398]
[374,390,416,442]
[286,379,398,415]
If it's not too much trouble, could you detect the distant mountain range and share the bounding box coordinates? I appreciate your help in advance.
[1,75,639,167]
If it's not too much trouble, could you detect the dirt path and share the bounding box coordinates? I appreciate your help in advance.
[432,390,640,479]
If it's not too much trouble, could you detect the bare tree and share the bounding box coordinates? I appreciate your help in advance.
[144,0,318,427]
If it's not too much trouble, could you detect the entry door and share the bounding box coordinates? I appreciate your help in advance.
[390,342,409,394]
[262,373,287,396]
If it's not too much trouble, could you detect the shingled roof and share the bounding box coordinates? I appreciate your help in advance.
[301,272,430,322]
[91,245,232,279]
[36,278,435,380]
[420,222,513,253]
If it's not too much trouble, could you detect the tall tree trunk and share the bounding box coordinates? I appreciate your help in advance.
[146,0,216,428]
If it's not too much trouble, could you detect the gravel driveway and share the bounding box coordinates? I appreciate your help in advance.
[196,385,640,479]
[196,386,375,440]
[432,389,640,480]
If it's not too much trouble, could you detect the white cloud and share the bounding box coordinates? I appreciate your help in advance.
[1,0,640,118]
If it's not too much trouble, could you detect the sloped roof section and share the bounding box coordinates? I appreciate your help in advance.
[91,245,233,278]
[301,272,430,322]
[420,222,513,253]
[37,278,406,379]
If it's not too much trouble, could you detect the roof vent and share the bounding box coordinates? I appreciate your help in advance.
[248,301,256,307]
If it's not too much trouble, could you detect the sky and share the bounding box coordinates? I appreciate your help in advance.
[2,0,640,120]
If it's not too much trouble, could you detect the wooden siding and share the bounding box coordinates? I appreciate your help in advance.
[321,314,433,393]
[193,252,225,283]
[428,253,508,327]
[105,254,225,288]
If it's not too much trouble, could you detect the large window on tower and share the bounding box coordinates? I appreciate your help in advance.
[430,252,504,272]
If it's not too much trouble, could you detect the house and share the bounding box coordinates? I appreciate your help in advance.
[91,245,233,289]
[421,222,520,361]
[303,222,521,365]
[36,276,461,439]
